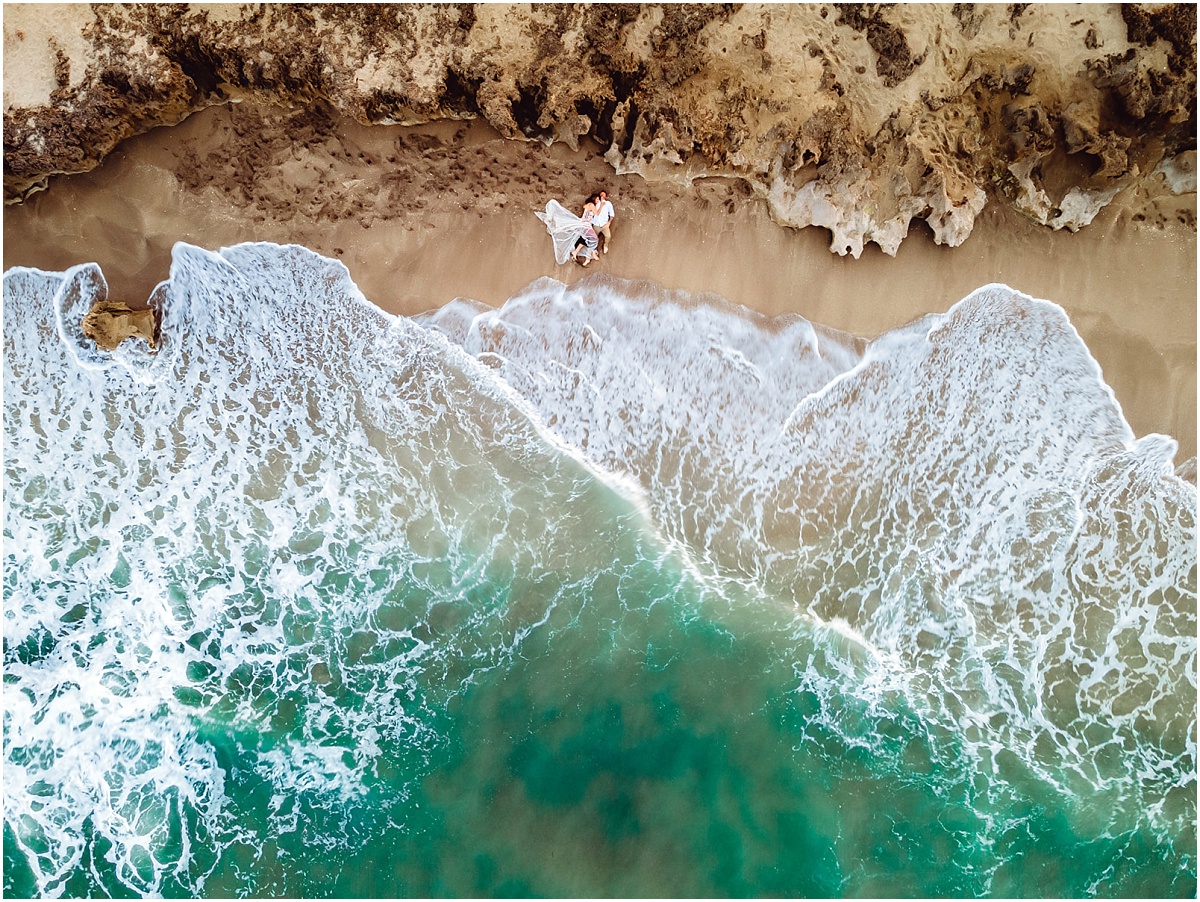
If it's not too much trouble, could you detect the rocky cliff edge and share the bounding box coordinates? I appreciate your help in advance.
[3,3,1195,257]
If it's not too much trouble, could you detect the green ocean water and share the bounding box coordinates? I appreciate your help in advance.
[10,540,1174,898]
[4,247,1195,897]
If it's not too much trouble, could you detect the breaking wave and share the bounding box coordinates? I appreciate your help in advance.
[4,243,1195,897]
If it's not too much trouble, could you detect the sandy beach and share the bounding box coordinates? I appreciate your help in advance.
[4,100,1195,462]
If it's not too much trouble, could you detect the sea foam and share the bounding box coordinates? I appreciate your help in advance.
[3,244,1195,897]
[424,270,1196,870]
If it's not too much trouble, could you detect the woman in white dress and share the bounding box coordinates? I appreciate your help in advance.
[570,200,600,266]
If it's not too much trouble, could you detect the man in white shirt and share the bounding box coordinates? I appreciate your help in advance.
[592,190,616,254]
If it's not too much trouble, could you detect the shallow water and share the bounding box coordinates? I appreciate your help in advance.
[3,244,1195,897]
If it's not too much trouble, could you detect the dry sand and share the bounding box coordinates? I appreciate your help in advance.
[3,101,1195,462]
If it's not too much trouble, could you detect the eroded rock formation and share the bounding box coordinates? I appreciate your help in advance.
[4,3,1195,256]
[81,300,156,351]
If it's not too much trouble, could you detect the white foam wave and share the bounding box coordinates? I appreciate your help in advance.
[428,273,1197,851]
[4,246,1194,895]
[4,246,705,895]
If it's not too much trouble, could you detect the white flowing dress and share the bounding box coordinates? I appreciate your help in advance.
[535,200,596,264]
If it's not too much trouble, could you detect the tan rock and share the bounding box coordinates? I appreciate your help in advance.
[80,300,156,351]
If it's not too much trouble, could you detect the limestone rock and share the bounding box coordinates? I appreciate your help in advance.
[1155,151,1197,195]
[4,3,1195,254]
[81,300,156,351]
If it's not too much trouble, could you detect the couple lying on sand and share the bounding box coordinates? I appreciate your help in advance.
[535,192,616,267]
[570,191,616,266]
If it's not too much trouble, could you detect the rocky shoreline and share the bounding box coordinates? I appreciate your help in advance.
[4,4,1195,256]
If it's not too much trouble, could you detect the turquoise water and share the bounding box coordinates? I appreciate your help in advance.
[3,244,1195,897]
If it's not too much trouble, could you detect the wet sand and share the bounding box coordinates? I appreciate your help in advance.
[4,101,1195,462]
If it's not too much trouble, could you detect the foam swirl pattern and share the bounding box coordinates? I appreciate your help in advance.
[3,245,1195,897]
[425,273,1197,892]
